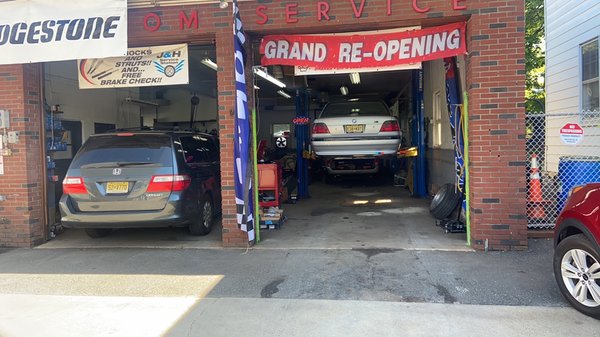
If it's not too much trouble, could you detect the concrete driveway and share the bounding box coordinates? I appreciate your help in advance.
[0,240,598,337]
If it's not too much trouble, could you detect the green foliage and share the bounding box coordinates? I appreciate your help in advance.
[526,0,545,111]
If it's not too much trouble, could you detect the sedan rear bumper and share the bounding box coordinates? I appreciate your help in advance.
[311,138,400,156]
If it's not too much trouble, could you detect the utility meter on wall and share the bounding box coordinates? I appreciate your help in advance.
[0,110,9,129]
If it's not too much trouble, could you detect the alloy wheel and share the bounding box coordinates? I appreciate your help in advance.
[561,248,600,307]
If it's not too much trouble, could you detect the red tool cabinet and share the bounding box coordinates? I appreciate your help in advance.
[258,163,281,208]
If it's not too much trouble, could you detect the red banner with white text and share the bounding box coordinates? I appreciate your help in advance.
[260,22,466,70]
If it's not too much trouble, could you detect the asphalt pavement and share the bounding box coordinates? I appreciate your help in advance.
[0,239,598,336]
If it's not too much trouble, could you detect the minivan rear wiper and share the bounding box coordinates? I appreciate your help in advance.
[80,162,158,169]
[116,162,158,167]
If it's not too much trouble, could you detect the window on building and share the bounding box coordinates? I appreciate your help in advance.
[581,38,599,125]
[272,123,291,138]
[432,91,443,147]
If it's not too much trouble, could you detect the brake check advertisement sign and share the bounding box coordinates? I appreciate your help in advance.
[78,44,189,89]
[260,22,466,69]
[0,0,127,65]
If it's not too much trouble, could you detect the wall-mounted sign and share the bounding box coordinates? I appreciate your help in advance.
[292,117,310,125]
[78,44,189,89]
[560,123,584,145]
[0,0,127,65]
[255,1,467,25]
[294,27,422,75]
[261,22,466,70]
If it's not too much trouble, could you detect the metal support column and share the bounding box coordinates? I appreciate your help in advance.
[412,69,427,197]
[295,89,310,199]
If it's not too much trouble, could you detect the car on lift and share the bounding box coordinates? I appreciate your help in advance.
[553,182,600,319]
[59,128,221,238]
[310,99,401,177]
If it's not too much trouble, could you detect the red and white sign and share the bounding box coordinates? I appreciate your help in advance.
[560,123,584,145]
[260,22,466,70]
[294,26,422,75]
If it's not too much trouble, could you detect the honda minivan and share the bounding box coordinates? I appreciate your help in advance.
[59,129,221,238]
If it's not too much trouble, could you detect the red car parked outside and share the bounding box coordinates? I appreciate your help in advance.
[554,183,600,319]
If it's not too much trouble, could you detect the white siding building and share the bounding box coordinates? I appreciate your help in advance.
[545,0,599,172]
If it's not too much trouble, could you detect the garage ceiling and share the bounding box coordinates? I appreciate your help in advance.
[254,65,414,105]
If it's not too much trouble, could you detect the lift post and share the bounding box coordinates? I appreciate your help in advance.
[412,69,427,198]
[294,88,310,199]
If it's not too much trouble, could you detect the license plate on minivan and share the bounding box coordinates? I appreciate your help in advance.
[106,182,129,194]
[344,124,364,133]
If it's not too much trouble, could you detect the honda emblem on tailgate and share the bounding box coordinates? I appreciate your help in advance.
[112,168,122,176]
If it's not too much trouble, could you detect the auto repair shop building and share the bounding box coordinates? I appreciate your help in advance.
[0,0,526,250]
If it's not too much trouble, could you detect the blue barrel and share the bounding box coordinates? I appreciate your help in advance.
[557,156,600,212]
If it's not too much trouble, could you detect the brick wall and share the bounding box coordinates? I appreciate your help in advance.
[127,0,527,250]
[465,1,527,251]
[0,64,45,248]
[0,0,526,249]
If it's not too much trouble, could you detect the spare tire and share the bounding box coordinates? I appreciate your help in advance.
[430,183,463,220]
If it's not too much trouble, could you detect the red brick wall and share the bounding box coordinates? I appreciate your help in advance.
[465,1,527,250]
[0,64,45,248]
[0,0,526,249]
[127,0,527,250]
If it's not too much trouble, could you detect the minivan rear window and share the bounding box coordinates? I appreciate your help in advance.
[321,101,390,118]
[70,134,173,169]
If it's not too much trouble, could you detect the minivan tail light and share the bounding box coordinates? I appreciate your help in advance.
[147,175,191,192]
[312,123,330,134]
[380,120,400,132]
[63,177,88,195]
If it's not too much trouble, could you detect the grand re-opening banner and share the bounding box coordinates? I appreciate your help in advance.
[0,0,127,65]
[261,22,466,70]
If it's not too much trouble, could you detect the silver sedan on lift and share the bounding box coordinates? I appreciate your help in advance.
[311,99,402,157]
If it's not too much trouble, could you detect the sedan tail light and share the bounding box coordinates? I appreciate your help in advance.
[63,177,88,195]
[312,123,330,134]
[380,120,400,132]
[147,175,191,192]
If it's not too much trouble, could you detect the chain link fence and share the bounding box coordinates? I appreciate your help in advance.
[526,111,600,229]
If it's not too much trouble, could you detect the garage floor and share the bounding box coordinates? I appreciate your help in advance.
[257,177,470,251]
[40,176,469,252]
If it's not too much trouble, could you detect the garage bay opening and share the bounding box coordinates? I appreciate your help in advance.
[252,32,470,250]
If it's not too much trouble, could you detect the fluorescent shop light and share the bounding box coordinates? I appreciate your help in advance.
[277,90,292,99]
[340,86,349,96]
[253,67,286,88]
[201,58,218,71]
[349,72,361,84]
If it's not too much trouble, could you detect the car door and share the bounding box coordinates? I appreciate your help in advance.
[179,135,220,207]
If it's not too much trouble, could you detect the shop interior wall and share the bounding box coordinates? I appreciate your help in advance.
[423,59,455,193]
[44,61,141,140]
[139,88,218,134]
[44,63,219,137]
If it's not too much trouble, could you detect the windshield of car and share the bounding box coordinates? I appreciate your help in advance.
[320,101,390,118]
[70,134,173,169]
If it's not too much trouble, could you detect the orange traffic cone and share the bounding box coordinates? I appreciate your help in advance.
[527,154,546,219]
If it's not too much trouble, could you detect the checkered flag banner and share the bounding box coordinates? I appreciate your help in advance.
[233,0,255,242]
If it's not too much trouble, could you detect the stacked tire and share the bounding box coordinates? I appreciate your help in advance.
[430,183,463,220]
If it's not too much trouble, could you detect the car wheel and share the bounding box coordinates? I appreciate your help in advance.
[189,195,213,236]
[553,234,600,319]
[84,228,111,238]
[430,183,462,220]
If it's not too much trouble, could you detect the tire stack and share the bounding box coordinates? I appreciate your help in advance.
[430,183,463,220]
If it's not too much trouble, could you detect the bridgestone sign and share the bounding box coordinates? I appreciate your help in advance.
[0,0,127,65]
